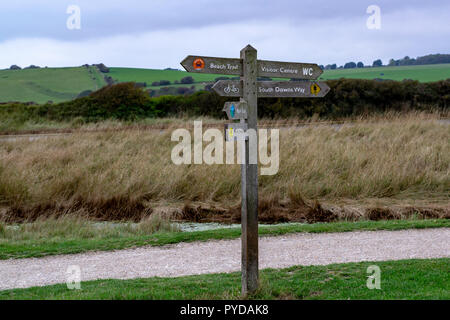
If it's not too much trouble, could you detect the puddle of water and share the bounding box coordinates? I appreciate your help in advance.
[89,221,242,233]
[174,222,241,232]
[4,221,306,233]
[175,222,307,232]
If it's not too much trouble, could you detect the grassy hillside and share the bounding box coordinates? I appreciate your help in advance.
[110,64,450,84]
[1,64,449,103]
[109,67,218,84]
[108,64,450,91]
[0,66,106,104]
[320,63,450,82]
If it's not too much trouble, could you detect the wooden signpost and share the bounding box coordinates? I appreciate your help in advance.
[181,45,329,296]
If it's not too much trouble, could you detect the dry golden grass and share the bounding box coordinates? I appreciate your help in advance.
[0,214,178,242]
[0,112,448,222]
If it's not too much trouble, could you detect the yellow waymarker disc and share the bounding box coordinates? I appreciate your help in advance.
[310,83,321,95]
[228,128,234,138]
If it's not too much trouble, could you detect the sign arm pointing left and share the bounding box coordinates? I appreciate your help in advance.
[180,55,242,75]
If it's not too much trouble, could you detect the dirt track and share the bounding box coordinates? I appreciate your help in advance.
[0,228,449,291]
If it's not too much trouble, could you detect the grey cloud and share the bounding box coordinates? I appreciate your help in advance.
[0,0,449,69]
[0,0,448,41]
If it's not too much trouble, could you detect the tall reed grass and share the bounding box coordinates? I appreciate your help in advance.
[0,112,448,221]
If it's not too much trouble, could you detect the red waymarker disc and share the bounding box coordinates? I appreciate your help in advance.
[193,58,205,70]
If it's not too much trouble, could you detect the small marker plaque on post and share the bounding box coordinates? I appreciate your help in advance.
[223,100,248,120]
[224,123,248,141]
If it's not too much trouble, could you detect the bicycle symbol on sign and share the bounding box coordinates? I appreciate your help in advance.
[224,84,239,94]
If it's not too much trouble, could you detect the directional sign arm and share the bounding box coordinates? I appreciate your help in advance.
[181,55,323,80]
[257,81,330,98]
[180,56,242,75]
[257,60,323,80]
[213,80,330,98]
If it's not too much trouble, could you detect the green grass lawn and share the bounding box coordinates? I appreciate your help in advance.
[1,258,448,300]
[0,67,106,104]
[1,219,448,260]
[320,64,450,82]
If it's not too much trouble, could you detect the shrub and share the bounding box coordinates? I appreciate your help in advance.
[86,82,151,119]
[104,76,115,85]
[135,82,147,88]
[24,65,40,69]
[176,87,192,95]
[180,76,194,84]
[159,80,171,86]
[1,79,448,123]
[77,90,93,98]
[344,62,357,69]
[372,59,383,67]
[94,63,110,73]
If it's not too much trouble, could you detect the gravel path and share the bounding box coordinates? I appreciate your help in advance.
[1,228,449,290]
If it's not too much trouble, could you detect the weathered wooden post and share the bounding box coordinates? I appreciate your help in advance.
[240,45,259,295]
[181,46,329,297]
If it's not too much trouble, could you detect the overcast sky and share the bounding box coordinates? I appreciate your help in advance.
[0,0,449,69]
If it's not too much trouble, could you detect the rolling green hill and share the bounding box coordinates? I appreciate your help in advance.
[109,63,450,84]
[320,64,450,82]
[0,66,106,104]
[109,67,218,83]
[1,63,449,104]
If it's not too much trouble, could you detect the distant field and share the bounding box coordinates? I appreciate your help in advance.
[0,66,105,104]
[320,64,450,82]
[109,67,218,84]
[110,64,450,84]
[0,63,449,103]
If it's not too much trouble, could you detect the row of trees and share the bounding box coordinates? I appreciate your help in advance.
[3,79,448,122]
[324,60,381,70]
[9,65,41,70]
[148,85,196,97]
[388,54,450,66]
[151,76,195,87]
[324,54,450,70]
